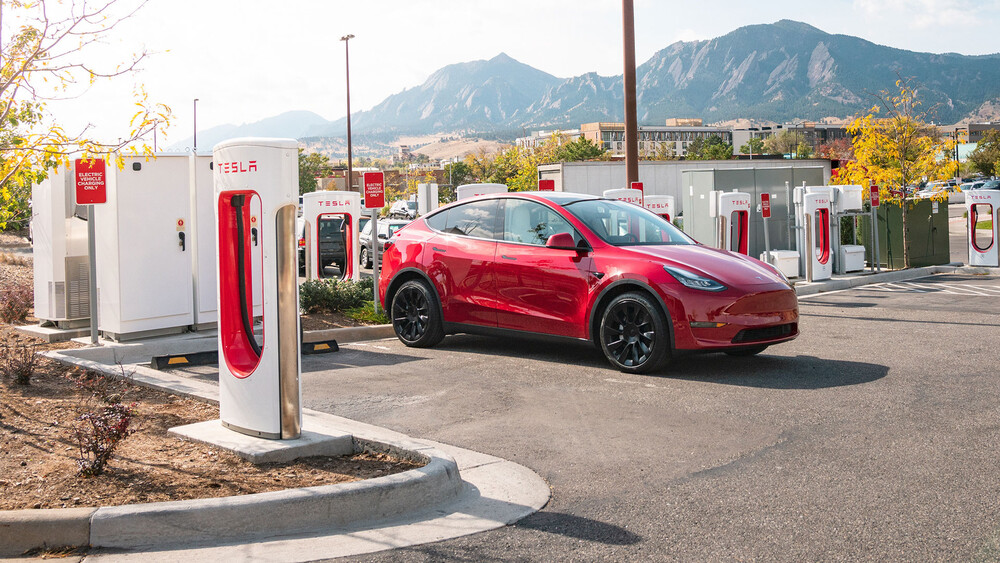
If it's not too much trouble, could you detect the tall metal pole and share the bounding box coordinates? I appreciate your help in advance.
[622,0,639,187]
[193,98,199,153]
[341,34,355,193]
[87,204,99,345]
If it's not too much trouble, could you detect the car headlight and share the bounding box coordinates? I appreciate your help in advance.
[663,266,727,292]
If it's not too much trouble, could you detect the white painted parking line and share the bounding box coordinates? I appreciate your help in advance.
[898,282,962,294]
[965,285,1000,294]
[934,283,994,296]
[856,280,1000,295]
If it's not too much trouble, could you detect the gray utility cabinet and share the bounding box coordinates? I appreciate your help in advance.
[681,166,825,257]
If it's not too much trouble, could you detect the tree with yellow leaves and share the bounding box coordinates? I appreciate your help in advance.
[0,0,171,229]
[835,77,955,268]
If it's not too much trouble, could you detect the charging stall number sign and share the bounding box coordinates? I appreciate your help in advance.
[761,193,771,218]
[363,172,385,209]
[74,158,107,205]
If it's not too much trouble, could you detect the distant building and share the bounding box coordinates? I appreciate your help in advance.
[969,122,1000,143]
[580,121,732,157]
[515,129,582,150]
[733,122,849,154]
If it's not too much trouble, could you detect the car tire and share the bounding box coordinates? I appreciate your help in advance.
[391,279,444,348]
[360,247,371,269]
[724,345,768,357]
[599,292,670,374]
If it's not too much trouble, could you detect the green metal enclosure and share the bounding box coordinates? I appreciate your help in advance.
[858,198,951,269]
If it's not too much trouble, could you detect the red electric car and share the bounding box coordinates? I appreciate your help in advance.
[378,192,798,373]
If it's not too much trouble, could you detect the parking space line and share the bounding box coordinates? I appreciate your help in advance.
[899,282,962,294]
[933,283,994,296]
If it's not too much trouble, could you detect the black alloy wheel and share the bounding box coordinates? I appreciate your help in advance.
[391,280,444,348]
[599,292,669,374]
[360,247,371,268]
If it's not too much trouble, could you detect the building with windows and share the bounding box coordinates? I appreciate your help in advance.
[514,129,582,150]
[580,120,732,158]
[969,122,1000,143]
[732,122,849,155]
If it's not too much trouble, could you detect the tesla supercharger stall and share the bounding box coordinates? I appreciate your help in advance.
[214,138,302,440]
[301,190,361,281]
[711,191,751,255]
[643,195,675,223]
[417,183,439,216]
[603,188,643,206]
[799,191,833,281]
[456,183,507,201]
[967,189,1000,267]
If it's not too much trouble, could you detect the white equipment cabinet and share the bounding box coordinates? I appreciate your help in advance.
[189,153,219,327]
[95,155,195,340]
[31,166,91,327]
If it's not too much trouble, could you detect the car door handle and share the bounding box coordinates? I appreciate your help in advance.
[591,272,605,279]
[432,246,447,253]
[501,255,517,261]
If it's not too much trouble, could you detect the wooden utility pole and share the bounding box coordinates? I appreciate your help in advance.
[622,0,639,186]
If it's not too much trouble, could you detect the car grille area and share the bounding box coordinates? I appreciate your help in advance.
[731,323,797,344]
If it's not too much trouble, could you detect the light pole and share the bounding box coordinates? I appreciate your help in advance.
[193,98,199,153]
[341,34,355,194]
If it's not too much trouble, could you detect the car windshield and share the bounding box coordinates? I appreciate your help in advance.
[983,180,1000,190]
[562,199,695,246]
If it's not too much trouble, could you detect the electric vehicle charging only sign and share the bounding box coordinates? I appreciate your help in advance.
[363,172,385,209]
[538,179,555,191]
[74,158,107,205]
[761,193,771,218]
[870,185,880,207]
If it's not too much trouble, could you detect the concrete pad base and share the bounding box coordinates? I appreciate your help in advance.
[168,420,353,464]
[15,324,90,343]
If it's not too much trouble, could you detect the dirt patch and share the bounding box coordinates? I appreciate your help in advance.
[0,249,421,511]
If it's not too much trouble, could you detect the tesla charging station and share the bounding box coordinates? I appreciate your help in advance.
[603,188,643,206]
[967,189,1000,267]
[214,138,301,440]
[457,183,507,201]
[643,195,674,222]
[712,191,751,255]
[417,183,439,216]
[798,190,833,281]
[301,191,361,281]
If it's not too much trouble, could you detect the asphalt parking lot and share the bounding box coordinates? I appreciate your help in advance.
[299,272,1000,561]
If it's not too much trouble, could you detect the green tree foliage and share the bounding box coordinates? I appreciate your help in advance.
[795,141,814,159]
[762,129,813,157]
[0,0,171,230]
[739,137,766,156]
[551,137,606,162]
[444,161,473,187]
[298,151,331,194]
[968,129,1000,177]
[686,136,733,160]
[461,133,608,192]
[835,77,955,267]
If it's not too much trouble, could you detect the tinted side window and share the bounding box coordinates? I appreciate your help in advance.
[425,209,448,231]
[502,199,575,246]
[441,200,498,239]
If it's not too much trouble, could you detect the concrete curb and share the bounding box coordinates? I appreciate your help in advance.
[0,507,95,557]
[794,264,999,297]
[88,437,463,550]
[302,324,394,344]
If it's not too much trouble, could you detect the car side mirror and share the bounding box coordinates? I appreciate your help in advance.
[546,232,584,251]
[378,233,387,239]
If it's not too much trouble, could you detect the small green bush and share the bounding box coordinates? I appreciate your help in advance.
[300,278,375,314]
[344,301,390,325]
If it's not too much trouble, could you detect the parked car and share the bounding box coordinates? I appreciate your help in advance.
[377,192,798,374]
[389,199,417,220]
[297,215,348,275]
[981,179,1000,191]
[359,218,411,268]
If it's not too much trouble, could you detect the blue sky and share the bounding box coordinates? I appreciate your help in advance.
[20,0,1000,148]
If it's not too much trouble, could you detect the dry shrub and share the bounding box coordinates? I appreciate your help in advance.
[75,402,139,476]
[1,343,38,385]
[0,282,33,324]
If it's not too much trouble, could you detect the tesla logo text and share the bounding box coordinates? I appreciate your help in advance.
[318,200,351,207]
[217,160,258,174]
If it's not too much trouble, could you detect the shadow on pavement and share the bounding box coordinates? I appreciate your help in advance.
[300,347,425,373]
[436,334,609,369]
[514,511,641,545]
[666,354,888,389]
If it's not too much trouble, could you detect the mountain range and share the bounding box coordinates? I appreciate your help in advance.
[176,20,1000,154]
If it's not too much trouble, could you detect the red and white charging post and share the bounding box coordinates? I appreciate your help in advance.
[75,158,107,345]
[869,180,881,272]
[761,192,772,264]
[363,172,386,312]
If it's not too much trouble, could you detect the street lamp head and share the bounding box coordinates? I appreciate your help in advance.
[340,34,354,41]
